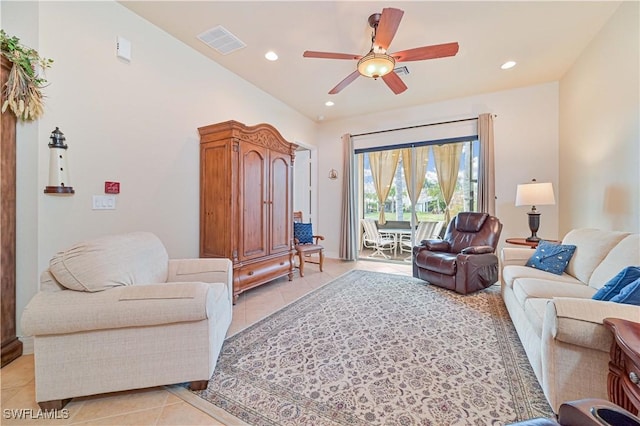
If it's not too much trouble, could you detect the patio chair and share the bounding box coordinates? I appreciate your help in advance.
[400,221,445,254]
[293,211,324,277]
[360,218,396,258]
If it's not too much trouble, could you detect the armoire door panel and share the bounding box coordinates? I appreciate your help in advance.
[270,153,291,253]
[201,144,231,258]
[240,144,268,260]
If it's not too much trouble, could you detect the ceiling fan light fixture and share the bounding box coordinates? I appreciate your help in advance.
[357,51,395,79]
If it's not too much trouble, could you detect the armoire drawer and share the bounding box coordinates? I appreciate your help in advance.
[234,254,293,294]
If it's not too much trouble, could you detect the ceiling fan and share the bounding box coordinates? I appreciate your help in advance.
[303,7,459,95]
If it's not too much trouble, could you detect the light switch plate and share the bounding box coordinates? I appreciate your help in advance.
[92,195,116,210]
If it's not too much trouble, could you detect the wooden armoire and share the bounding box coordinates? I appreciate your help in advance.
[199,121,298,301]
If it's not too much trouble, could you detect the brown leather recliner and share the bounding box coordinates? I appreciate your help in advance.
[412,212,503,294]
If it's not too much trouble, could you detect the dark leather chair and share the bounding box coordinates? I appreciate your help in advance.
[412,212,503,294]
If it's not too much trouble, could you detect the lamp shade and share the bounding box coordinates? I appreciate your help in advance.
[515,182,555,207]
[357,51,395,79]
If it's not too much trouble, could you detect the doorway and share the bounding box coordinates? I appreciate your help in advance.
[292,146,318,225]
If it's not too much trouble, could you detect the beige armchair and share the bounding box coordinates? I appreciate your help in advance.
[21,232,233,410]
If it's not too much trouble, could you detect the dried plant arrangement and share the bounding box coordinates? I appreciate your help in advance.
[1,30,53,121]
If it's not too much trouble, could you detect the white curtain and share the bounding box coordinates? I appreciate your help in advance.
[432,143,463,225]
[369,150,400,225]
[402,147,429,226]
[478,113,496,215]
[339,134,358,260]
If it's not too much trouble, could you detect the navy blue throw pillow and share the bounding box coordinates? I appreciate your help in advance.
[610,277,640,306]
[592,266,640,301]
[525,241,577,275]
[294,222,314,244]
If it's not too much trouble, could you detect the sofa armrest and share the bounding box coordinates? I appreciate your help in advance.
[501,247,534,267]
[168,258,233,304]
[544,297,640,351]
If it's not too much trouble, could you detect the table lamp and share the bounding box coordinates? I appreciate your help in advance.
[515,179,555,242]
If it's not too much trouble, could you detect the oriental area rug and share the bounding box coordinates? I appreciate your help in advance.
[171,270,554,425]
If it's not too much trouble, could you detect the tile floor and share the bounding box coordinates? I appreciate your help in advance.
[1,258,411,425]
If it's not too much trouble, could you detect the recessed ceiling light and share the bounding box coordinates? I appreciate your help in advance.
[501,61,516,70]
[325,101,334,107]
[265,51,278,61]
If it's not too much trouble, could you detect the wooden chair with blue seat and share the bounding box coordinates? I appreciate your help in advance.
[293,211,324,277]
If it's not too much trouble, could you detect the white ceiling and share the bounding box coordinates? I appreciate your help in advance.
[121,1,620,123]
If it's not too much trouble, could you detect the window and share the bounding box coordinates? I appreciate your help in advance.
[359,139,479,224]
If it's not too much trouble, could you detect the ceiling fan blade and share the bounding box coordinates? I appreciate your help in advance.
[329,70,361,94]
[303,51,362,60]
[392,42,459,62]
[375,8,404,51]
[382,72,407,95]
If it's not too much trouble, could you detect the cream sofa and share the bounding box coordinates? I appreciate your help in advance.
[501,228,640,412]
[21,232,233,409]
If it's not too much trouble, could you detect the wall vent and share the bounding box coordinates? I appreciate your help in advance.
[197,25,246,55]
[394,66,409,76]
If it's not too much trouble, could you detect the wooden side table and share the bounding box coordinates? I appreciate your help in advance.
[603,317,640,415]
[505,238,559,249]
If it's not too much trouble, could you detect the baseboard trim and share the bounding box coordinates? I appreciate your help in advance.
[19,336,34,355]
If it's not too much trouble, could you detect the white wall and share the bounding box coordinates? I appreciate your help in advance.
[559,1,639,234]
[3,1,317,343]
[316,83,560,258]
[6,0,636,348]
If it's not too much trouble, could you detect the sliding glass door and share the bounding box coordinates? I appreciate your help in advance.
[357,138,479,262]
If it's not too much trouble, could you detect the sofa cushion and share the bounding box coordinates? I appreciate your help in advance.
[49,232,169,292]
[589,234,640,290]
[525,241,576,275]
[502,265,581,290]
[592,266,640,301]
[610,278,640,306]
[512,278,595,310]
[562,229,630,285]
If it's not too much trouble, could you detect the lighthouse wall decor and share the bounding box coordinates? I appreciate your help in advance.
[44,127,74,194]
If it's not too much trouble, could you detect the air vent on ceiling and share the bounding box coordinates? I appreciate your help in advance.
[197,25,246,55]
[394,66,409,76]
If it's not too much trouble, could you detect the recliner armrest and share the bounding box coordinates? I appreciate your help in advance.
[461,245,494,254]
[422,239,450,251]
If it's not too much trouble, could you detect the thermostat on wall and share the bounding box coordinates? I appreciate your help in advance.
[116,36,131,61]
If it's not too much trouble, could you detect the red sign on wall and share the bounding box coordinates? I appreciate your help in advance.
[105,181,120,194]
